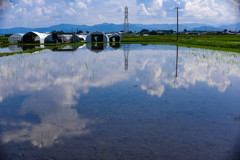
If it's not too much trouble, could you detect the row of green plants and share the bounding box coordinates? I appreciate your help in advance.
[0,37,9,43]
[1,35,240,57]
[0,43,84,57]
[121,35,240,52]
[122,35,240,42]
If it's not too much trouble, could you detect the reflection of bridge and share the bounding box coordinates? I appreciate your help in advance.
[123,44,129,71]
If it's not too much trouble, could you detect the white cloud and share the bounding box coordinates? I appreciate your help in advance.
[0,0,239,28]
[0,0,9,10]
[43,6,53,15]
[140,3,151,16]
[154,0,164,9]
[22,0,33,6]
[35,0,45,5]
[183,0,238,22]
[35,7,43,16]
[98,14,106,20]
[76,1,87,9]
[65,8,77,15]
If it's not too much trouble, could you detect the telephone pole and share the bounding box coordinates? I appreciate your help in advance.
[177,7,179,40]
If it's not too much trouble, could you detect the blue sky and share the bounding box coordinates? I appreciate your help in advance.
[0,0,239,28]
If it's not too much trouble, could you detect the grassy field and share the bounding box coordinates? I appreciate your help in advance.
[1,35,240,57]
[0,37,9,44]
[122,35,240,42]
[122,35,240,52]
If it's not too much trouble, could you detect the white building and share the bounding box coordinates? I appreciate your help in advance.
[109,33,122,42]
[58,34,73,43]
[22,31,52,44]
[70,34,87,42]
[8,33,24,43]
[86,31,109,43]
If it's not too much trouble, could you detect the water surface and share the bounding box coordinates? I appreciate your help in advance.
[0,44,240,160]
[0,45,47,53]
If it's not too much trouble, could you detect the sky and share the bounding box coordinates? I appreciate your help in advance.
[0,0,239,28]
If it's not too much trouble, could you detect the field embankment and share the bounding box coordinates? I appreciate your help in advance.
[0,43,84,57]
[122,35,240,53]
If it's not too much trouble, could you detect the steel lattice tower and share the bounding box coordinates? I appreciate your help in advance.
[124,6,129,34]
[123,44,129,71]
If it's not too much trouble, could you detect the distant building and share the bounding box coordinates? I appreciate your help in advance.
[227,31,237,35]
[216,31,224,35]
[86,31,109,43]
[188,32,199,35]
[22,31,52,43]
[205,31,216,35]
[58,34,73,43]
[156,31,164,35]
[8,33,24,43]
[70,34,87,42]
[109,33,122,42]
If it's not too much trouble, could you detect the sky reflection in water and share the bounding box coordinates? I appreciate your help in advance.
[0,44,240,160]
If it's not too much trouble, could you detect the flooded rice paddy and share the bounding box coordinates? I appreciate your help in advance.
[0,44,240,160]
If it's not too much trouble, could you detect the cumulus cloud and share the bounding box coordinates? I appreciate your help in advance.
[231,0,240,7]
[35,7,43,16]
[154,0,164,9]
[22,0,33,6]
[65,8,77,15]
[76,1,87,9]
[183,0,239,22]
[0,0,240,33]
[35,0,45,5]
[98,14,106,20]
[139,3,151,16]
[0,0,9,10]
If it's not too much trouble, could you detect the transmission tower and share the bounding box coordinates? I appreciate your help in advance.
[124,6,129,34]
[123,44,129,71]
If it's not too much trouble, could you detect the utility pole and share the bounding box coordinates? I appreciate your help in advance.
[177,7,179,40]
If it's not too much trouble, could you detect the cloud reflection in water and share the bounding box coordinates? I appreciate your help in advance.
[0,45,240,148]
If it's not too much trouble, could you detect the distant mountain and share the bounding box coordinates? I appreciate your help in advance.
[190,26,219,31]
[0,23,239,34]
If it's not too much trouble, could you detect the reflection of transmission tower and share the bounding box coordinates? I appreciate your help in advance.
[123,44,129,71]
[124,6,129,34]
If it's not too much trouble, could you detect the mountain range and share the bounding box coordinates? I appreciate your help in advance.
[0,23,239,34]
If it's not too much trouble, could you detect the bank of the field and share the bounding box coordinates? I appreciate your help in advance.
[0,43,84,57]
[1,35,240,57]
[121,35,240,53]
